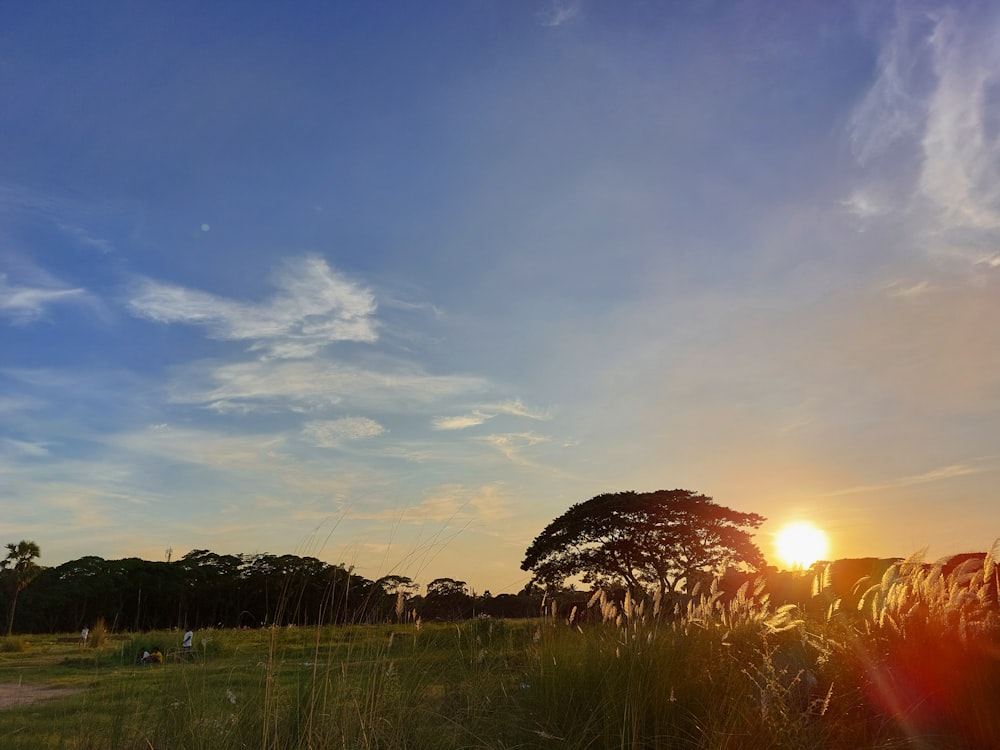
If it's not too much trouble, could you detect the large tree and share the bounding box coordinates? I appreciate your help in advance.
[421,578,471,620]
[2,540,41,635]
[521,490,765,597]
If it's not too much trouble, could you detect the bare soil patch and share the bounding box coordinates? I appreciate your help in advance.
[0,682,81,709]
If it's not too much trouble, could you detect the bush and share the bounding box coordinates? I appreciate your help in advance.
[87,617,108,648]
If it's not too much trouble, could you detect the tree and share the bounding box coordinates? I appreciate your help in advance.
[374,574,418,597]
[2,540,41,635]
[521,490,765,597]
[421,578,471,620]
[370,575,419,622]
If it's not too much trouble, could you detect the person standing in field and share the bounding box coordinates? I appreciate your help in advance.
[182,629,193,652]
[80,627,89,646]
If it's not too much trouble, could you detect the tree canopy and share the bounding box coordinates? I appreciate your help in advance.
[1,548,552,633]
[2,540,41,635]
[521,490,765,596]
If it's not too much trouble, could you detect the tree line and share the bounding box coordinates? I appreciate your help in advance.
[3,488,776,634]
[0,546,551,634]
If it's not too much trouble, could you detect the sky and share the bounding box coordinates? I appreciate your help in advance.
[2,0,999,594]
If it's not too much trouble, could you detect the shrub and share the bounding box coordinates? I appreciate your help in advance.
[88,617,108,648]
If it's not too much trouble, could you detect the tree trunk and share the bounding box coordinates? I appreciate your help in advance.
[6,589,18,636]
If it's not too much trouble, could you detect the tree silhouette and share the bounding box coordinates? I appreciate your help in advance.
[421,577,471,620]
[2,540,41,635]
[521,490,765,597]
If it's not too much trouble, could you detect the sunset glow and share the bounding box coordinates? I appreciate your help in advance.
[3,2,999,595]
[775,522,829,570]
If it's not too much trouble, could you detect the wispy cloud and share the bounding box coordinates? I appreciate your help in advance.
[54,221,115,254]
[107,424,288,470]
[539,0,581,28]
[0,181,57,216]
[849,3,1000,270]
[884,279,931,298]
[0,181,117,254]
[349,483,515,525]
[128,255,377,358]
[918,10,1000,233]
[172,359,489,413]
[489,399,552,420]
[0,437,49,458]
[1,453,166,540]
[481,432,550,465]
[432,399,550,431]
[825,462,987,497]
[302,417,385,447]
[0,274,89,324]
[848,8,931,165]
[842,189,889,221]
[432,411,493,430]
[0,395,42,415]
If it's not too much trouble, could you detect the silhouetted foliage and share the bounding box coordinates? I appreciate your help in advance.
[6,548,554,633]
[521,489,766,597]
[10,550,382,633]
[2,540,41,635]
[420,577,472,620]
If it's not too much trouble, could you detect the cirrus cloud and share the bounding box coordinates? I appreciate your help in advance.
[303,417,385,447]
[170,358,490,414]
[128,255,377,358]
[432,399,552,431]
[849,3,1000,271]
[0,274,89,324]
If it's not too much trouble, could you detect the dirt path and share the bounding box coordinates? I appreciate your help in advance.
[0,682,81,709]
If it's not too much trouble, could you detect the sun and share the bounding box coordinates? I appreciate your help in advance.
[775,522,829,570]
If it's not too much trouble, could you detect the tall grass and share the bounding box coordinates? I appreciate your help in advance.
[518,582,831,750]
[2,549,998,749]
[815,547,1000,748]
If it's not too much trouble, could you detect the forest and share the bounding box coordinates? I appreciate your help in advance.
[0,548,550,634]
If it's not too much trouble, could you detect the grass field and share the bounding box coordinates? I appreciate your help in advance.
[2,558,999,749]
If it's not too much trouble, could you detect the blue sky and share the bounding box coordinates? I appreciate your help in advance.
[2,0,999,593]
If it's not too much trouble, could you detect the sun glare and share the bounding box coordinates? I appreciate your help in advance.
[775,522,829,570]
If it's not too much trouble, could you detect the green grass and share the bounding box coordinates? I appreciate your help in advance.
[0,621,539,750]
[2,557,999,749]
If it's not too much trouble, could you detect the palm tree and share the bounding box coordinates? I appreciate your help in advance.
[2,540,41,635]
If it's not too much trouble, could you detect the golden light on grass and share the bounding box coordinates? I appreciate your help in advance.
[775,521,829,569]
